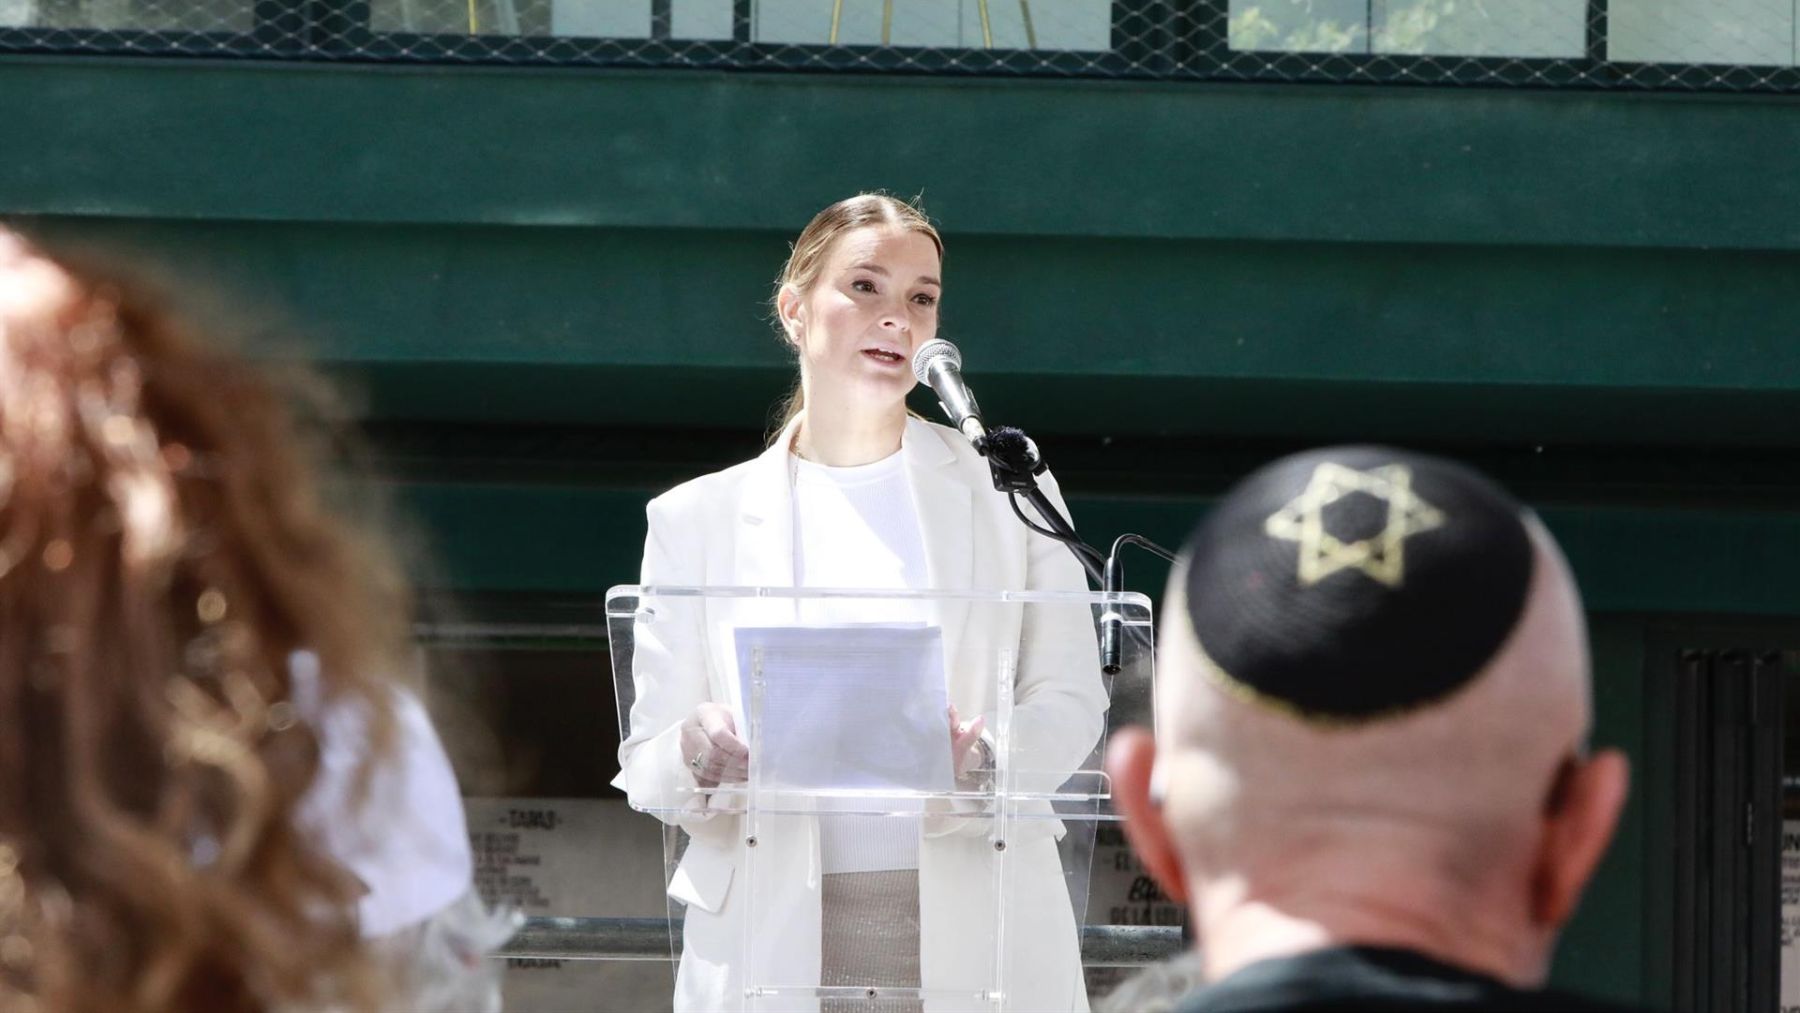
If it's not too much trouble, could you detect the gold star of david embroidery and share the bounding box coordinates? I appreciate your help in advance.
[1264,462,1446,588]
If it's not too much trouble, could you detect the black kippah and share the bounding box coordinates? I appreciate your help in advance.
[1181,446,1534,722]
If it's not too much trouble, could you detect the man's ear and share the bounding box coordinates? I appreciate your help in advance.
[1531,748,1629,929]
[1105,726,1189,906]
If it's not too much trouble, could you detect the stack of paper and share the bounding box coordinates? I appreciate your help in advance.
[731,623,954,795]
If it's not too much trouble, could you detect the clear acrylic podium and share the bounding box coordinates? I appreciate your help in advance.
[609,585,1155,1013]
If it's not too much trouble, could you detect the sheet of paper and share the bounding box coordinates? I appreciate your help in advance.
[732,623,954,795]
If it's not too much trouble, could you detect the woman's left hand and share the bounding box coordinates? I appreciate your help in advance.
[948,704,987,782]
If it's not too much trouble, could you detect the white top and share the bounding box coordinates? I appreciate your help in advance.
[791,449,928,875]
[289,651,475,938]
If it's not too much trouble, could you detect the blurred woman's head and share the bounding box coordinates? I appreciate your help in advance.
[770,194,943,440]
[0,228,408,1012]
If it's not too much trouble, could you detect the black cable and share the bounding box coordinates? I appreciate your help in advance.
[1009,491,1105,580]
[1099,533,1177,675]
[981,424,1104,584]
[1013,490,1106,584]
[1008,491,1065,541]
[1108,533,1178,566]
[1025,490,1105,562]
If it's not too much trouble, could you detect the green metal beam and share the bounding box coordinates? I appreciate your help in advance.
[14,217,1800,445]
[395,477,1800,615]
[4,59,1800,251]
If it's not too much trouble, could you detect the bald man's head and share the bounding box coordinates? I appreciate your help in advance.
[1107,447,1628,986]
[1161,448,1589,863]
[1161,519,1587,865]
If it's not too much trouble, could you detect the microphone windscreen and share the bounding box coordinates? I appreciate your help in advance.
[983,426,1030,461]
[911,338,962,384]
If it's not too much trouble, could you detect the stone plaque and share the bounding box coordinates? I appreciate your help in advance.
[467,796,672,1012]
[1087,822,1185,929]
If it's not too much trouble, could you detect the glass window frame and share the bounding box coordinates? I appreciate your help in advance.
[10,0,1800,96]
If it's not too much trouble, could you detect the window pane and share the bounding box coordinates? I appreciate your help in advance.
[886,0,964,47]
[749,0,939,46]
[1609,0,1795,66]
[370,0,716,39]
[1231,0,1584,57]
[362,0,1108,47]
[986,0,1112,50]
[369,0,546,36]
[1229,0,1370,55]
[672,0,733,40]
[546,0,650,39]
[1,0,253,31]
[754,0,1109,51]
[1372,0,1584,58]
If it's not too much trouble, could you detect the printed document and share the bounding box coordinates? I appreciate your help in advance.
[732,623,954,794]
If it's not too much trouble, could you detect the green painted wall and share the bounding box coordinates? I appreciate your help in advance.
[5,60,1800,250]
[389,476,1800,614]
[18,215,1800,445]
[7,60,1800,448]
[1562,614,1650,1004]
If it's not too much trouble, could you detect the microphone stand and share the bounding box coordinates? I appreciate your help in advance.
[1101,534,1177,674]
[976,425,1174,675]
[977,426,1105,586]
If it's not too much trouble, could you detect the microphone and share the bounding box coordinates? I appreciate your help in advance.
[912,339,987,446]
[913,337,1109,589]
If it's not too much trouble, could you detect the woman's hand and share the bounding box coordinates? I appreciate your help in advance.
[948,704,988,783]
[680,703,749,787]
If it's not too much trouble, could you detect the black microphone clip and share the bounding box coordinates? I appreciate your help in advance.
[1099,534,1179,675]
[980,425,1048,494]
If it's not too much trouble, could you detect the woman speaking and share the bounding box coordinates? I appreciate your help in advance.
[613,194,1107,1012]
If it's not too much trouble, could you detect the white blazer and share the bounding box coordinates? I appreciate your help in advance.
[613,416,1109,1013]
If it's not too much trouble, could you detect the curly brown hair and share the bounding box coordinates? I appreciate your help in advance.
[0,229,412,1012]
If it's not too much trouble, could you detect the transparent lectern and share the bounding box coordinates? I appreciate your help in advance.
[609,585,1155,1013]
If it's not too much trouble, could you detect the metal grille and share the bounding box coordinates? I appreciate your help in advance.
[5,0,1800,94]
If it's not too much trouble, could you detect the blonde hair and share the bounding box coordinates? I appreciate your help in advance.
[767,193,944,443]
[0,234,407,1012]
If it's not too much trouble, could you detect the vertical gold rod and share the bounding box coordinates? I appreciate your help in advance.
[829,0,842,44]
[977,0,992,48]
[466,0,477,32]
[881,0,892,45]
[1018,0,1036,48]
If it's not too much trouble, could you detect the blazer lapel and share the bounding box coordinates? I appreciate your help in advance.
[903,418,973,675]
[713,418,800,716]
[734,417,800,591]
